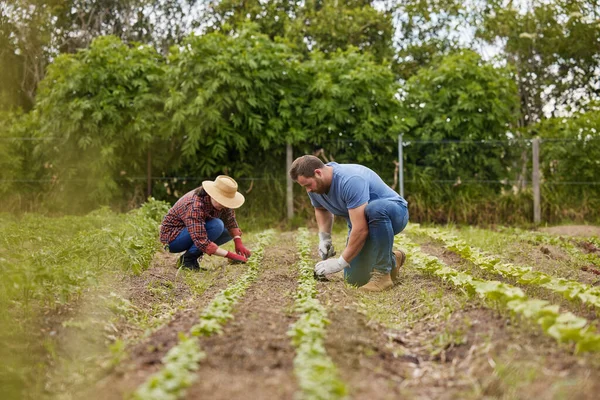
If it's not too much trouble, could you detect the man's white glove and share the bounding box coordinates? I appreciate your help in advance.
[314,256,350,276]
[318,232,336,260]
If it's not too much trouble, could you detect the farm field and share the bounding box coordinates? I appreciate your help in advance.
[2,206,600,399]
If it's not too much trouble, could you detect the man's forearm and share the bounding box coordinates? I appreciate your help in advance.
[341,227,368,263]
[315,208,334,233]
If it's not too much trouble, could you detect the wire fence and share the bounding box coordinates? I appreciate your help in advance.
[2,137,600,188]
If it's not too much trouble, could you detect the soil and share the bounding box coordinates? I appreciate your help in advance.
[61,229,600,400]
[91,249,247,399]
[415,240,600,399]
[185,232,299,399]
[318,287,415,399]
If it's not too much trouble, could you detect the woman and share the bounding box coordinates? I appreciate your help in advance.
[159,175,251,270]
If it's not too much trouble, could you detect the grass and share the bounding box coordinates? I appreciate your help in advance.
[0,200,168,400]
[357,275,469,330]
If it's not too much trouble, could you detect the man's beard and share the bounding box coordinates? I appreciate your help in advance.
[312,176,329,194]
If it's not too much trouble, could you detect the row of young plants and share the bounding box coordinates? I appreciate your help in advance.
[413,226,600,310]
[395,235,600,353]
[287,228,347,400]
[133,230,274,400]
[497,226,600,267]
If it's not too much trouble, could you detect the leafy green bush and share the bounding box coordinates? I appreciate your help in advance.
[402,50,520,183]
[33,36,168,210]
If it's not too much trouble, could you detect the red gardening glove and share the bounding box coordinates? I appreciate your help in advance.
[233,237,252,258]
[226,251,248,263]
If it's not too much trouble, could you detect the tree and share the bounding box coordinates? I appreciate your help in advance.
[0,1,57,110]
[0,112,24,196]
[34,36,167,210]
[475,0,600,124]
[164,25,305,180]
[51,0,195,54]
[0,0,194,112]
[390,0,468,81]
[202,0,396,63]
[402,50,520,182]
[534,108,600,196]
[300,47,408,177]
[295,0,395,63]
[202,0,300,41]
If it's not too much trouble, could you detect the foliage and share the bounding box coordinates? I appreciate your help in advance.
[1,0,194,112]
[298,48,407,170]
[292,0,395,63]
[163,26,403,197]
[0,198,164,399]
[2,2,600,224]
[50,0,194,53]
[190,230,273,336]
[520,110,600,221]
[165,26,304,179]
[137,197,171,224]
[133,333,205,400]
[34,35,168,210]
[0,198,164,312]
[534,111,600,185]
[203,0,395,63]
[0,110,45,211]
[415,226,600,310]
[391,0,468,80]
[133,230,273,398]
[475,0,600,123]
[0,1,57,110]
[0,112,24,195]
[202,0,299,41]
[402,49,520,182]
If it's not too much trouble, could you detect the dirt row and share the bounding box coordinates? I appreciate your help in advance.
[401,239,600,399]
[90,249,248,399]
[415,234,600,329]
[81,230,600,399]
[185,232,299,399]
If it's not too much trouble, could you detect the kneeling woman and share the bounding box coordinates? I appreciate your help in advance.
[159,175,251,270]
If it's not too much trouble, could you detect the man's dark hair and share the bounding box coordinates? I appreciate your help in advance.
[289,155,325,180]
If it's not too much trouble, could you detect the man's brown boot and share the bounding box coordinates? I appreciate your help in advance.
[391,250,406,284]
[359,270,393,292]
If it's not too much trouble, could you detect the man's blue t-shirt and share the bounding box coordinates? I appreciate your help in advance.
[308,162,407,220]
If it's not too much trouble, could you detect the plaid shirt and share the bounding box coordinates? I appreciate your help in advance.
[159,188,241,254]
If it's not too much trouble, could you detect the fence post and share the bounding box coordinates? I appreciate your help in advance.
[398,134,404,198]
[147,149,152,197]
[532,138,541,224]
[286,143,294,220]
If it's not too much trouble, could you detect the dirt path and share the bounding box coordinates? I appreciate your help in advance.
[91,250,247,399]
[316,280,412,399]
[185,232,299,399]
[409,240,600,399]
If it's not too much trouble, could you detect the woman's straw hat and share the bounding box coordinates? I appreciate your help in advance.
[202,175,245,209]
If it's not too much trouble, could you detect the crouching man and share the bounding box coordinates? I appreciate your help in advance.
[290,155,408,292]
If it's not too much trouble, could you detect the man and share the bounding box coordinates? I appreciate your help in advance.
[160,175,252,270]
[289,155,408,292]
